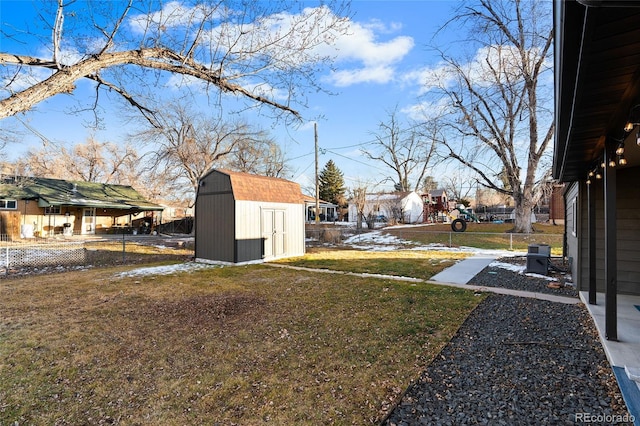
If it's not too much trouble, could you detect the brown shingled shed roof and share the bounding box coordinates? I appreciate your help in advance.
[219,169,303,204]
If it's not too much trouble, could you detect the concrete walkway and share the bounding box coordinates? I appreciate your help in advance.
[581,291,640,424]
[429,254,497,285]
[268,255,579,305]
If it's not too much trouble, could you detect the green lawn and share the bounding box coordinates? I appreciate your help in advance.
[274,248,469,281]
[0,260,483,424]
[383,222,564,254]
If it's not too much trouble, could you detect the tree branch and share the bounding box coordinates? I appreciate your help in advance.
[0,47,302,119]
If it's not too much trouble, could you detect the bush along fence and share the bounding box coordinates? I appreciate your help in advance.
[0,235,193,277]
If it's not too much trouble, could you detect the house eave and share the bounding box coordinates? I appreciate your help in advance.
[553,0,640,182]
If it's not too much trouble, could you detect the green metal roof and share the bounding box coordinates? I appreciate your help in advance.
[0,176,162,211]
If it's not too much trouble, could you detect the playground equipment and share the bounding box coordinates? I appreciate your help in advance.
[450,204,480,232]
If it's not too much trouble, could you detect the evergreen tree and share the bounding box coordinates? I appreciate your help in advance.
[318,160,346,206]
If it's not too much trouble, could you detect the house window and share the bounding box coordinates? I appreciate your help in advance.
[0,199,17,209]
[45,206,61,215]
[571,197,577,237]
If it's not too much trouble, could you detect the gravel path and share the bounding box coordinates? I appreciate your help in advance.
[467,256,578,298]
[383,259,630,425]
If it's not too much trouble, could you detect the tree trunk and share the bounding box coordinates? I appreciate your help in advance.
[511,202,534,233]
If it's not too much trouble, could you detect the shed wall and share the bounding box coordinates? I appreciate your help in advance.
[195,173,235,262]
[195,170,305,263]
[236,200,305,259]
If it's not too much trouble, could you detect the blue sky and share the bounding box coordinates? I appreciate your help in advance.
[0,0,461,194]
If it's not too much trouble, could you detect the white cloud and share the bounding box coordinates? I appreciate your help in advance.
[361,19,403,35]
[332,22,413,67]
[128,1,217,34]
[127,2,415,90]
[401,99,450,121]
[165,73,288,103]
[403,62,454,95]
[322,20,414,86]
[328,65,395,87]
[403,44,549,96]
[0,68,50,93]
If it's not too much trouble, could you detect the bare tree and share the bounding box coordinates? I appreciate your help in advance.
[427,0,554,232]
[362,108,437,192]
[134,102,278,205]
[221,136,290,178]
[16,136,140,184]
[441,174,476,204]
[349,183,368,230]
[421,175,439,193]
[0,1,349,122]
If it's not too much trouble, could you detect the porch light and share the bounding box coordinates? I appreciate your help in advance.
[618,154,627,166]
[624,122,634,132]
[624,104,640,133]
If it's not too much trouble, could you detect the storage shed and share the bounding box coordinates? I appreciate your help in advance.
[195,169,305,263]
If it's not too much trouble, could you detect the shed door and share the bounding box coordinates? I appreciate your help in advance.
[262,209,285,258]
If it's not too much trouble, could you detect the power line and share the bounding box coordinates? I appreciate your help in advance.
[328,139,377,150]
[325,149,387,172]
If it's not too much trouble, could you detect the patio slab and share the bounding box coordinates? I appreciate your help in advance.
[580,291,640,425]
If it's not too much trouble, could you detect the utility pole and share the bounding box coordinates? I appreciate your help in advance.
[315,122,320,223]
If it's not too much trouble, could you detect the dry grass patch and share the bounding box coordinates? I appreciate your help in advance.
[273,248,469,281]
[0,262,483,424]
[385,222,564,254]
[84,241,193,266]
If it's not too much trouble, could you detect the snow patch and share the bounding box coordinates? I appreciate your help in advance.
[489,260,558,281]
[115,262,220,278]
[343,230,519,257]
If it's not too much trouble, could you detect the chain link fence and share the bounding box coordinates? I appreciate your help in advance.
[0,235,194,277]
[305,225,564,253]
[1,238,86,272]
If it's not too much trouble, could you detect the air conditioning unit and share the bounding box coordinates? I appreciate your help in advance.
[528,244,551,257]
[526,253,549,275]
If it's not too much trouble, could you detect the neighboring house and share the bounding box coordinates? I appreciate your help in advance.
[548,184,565,226]
[348,191,425,224]
[194,169,305,264]
[554,0,640,417]
[0,176,162,238]
[302,195,339,222]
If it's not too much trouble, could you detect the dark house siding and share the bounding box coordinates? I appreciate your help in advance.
[565,181,579,283]
[576,167,640,295]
